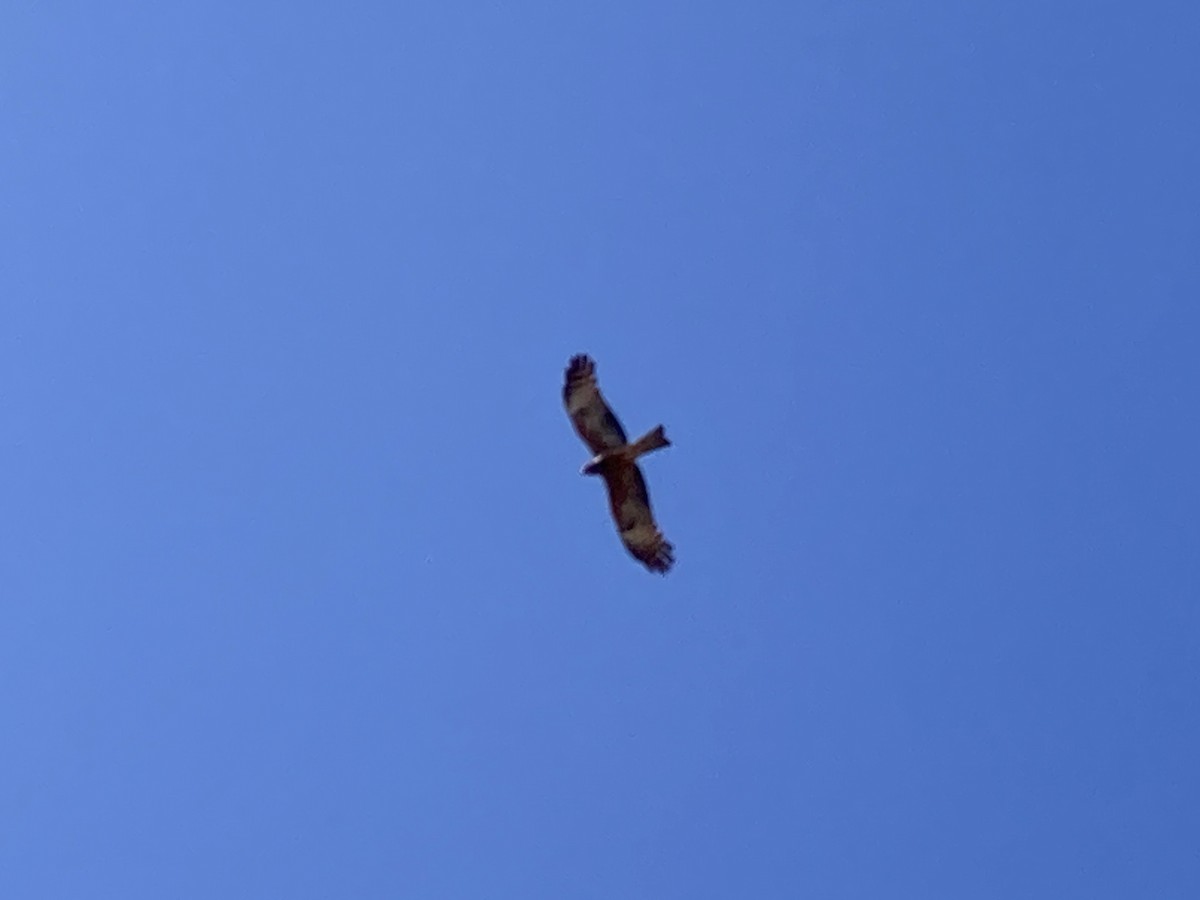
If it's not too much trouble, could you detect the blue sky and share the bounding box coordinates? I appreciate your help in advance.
[3,2,1198,897]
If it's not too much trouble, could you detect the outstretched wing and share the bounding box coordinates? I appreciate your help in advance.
[563,354,628,455]
[601,461,674,573]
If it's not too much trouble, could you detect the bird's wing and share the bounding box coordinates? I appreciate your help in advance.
[563,354,628,455]
[602,460,674,574]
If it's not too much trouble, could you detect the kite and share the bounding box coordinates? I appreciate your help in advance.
[563,354,674,573]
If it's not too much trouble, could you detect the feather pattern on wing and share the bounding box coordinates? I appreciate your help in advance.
[601,459,675,573]
[563,354,627,455]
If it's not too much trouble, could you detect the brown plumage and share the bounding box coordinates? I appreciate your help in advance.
[563,354,674,573]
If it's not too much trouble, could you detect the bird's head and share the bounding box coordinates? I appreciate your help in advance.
[581,455,606,476]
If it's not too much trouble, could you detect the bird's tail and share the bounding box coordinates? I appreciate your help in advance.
[629,425,671,459]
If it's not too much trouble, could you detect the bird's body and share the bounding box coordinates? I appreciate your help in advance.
[563,354,674,573]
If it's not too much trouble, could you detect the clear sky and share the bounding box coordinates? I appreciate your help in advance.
[3,3,1198,897]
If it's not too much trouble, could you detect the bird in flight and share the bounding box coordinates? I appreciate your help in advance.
[563,354,674,573]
